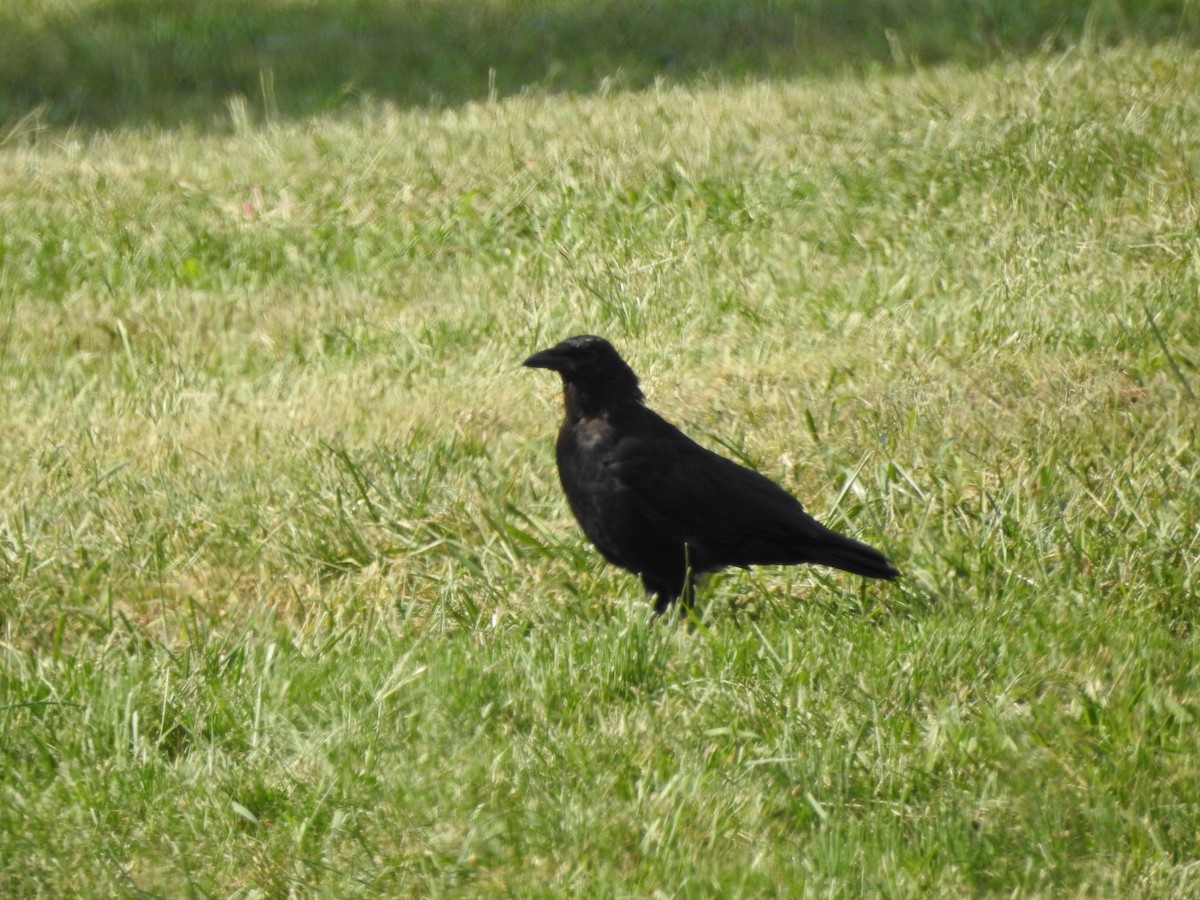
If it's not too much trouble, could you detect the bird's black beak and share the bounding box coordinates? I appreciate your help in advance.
[523,347,563,371]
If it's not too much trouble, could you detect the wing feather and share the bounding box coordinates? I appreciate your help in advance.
[607,410,831,566]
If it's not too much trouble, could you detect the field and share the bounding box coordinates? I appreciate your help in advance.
[2,1,1199,895]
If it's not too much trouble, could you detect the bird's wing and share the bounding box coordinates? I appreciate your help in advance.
[609,413,829,555]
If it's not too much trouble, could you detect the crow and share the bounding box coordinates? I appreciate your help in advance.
[524,335,899,614]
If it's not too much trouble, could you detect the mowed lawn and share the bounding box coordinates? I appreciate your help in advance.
[1,1,1199,895]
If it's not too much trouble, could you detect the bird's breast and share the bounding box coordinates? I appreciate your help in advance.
[557,417,618,494]
[555,417,646,564]
[572,415,611,450]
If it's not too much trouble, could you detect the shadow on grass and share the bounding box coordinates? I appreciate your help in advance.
[2,0,1196,131]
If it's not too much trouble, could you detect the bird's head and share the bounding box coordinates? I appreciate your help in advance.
[523,335,644,411]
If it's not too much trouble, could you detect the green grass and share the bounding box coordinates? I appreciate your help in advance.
[3,1,1200,895]
[1,0,1197,128]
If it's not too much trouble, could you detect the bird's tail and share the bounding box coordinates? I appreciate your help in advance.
[809,530,900,580]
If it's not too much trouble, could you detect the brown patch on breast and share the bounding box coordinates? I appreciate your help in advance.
[576,416,611,448]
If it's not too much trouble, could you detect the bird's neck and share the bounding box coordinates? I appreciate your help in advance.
[562,382,640,421]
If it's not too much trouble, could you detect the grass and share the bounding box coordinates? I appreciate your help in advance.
[1,0,1198,129]
[2,1,1200,895]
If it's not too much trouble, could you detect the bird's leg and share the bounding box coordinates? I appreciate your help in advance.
[643,573,686,617]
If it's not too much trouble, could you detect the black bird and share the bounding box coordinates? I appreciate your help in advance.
[524,335,899,614]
